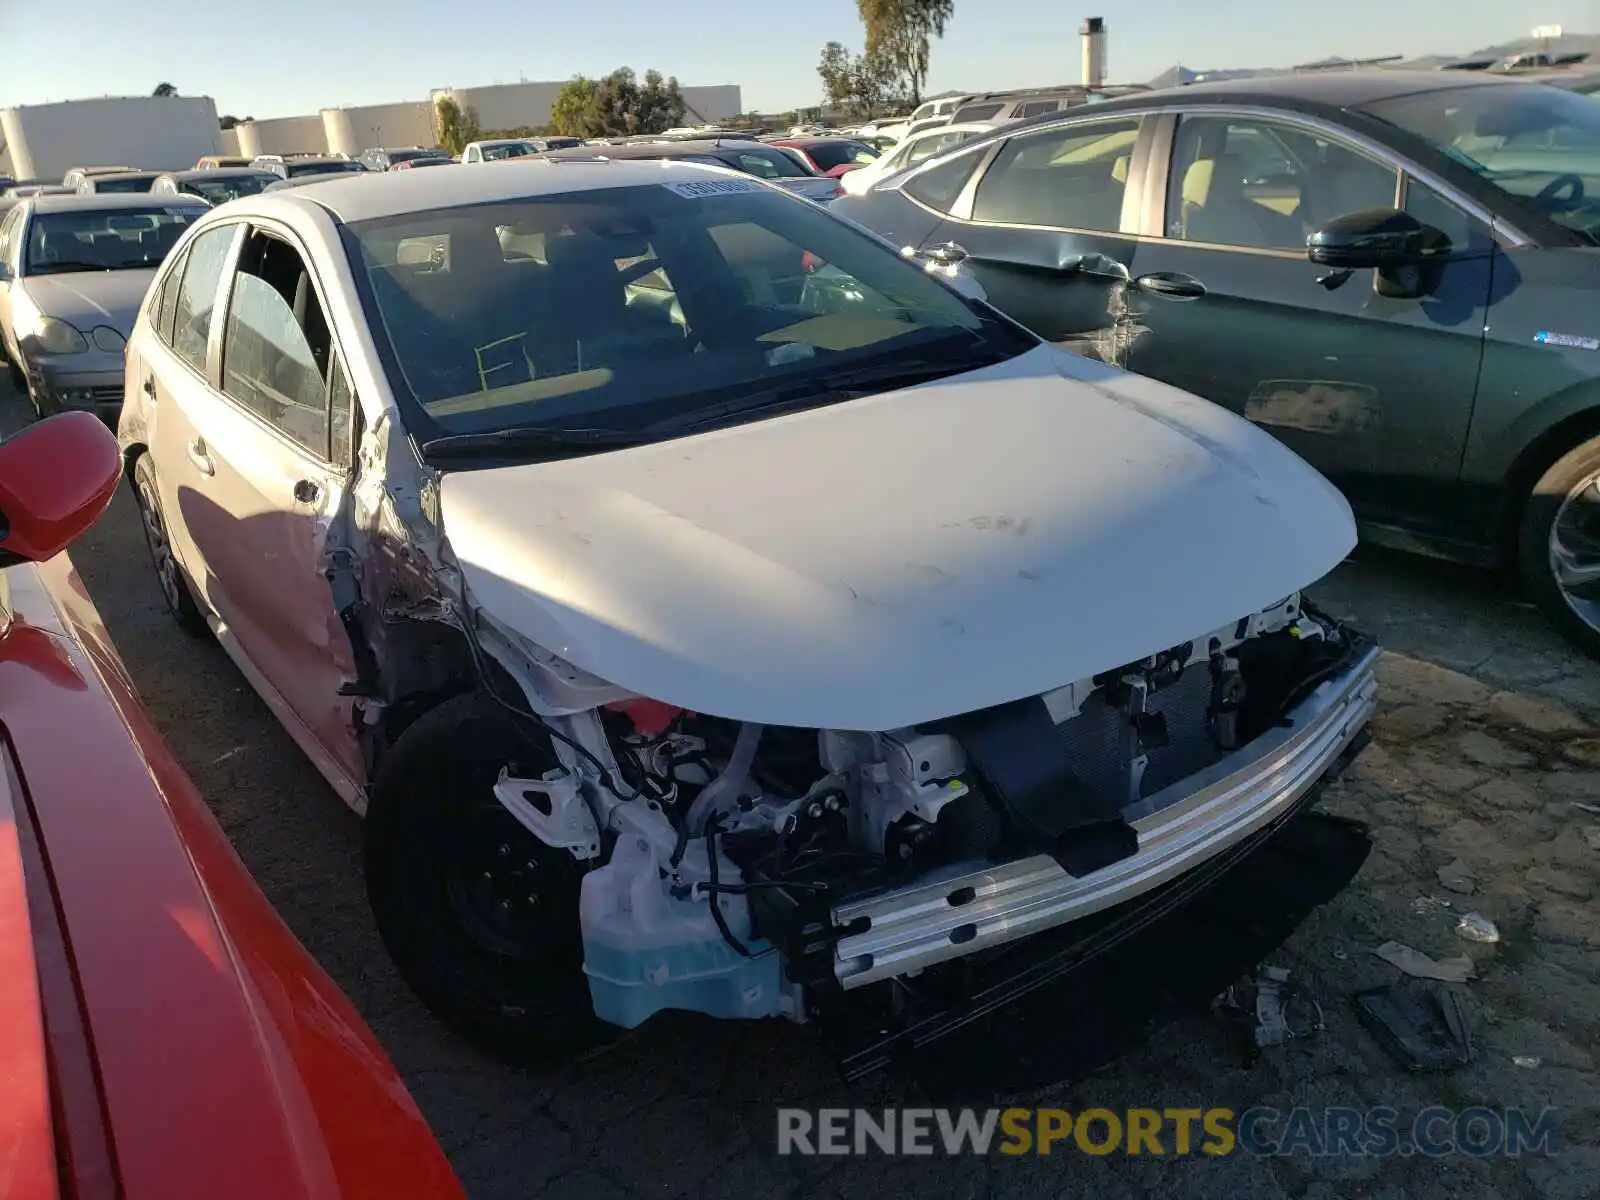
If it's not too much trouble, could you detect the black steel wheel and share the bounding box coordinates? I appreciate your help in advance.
[365,692,617,1066]
[132,454,207,635]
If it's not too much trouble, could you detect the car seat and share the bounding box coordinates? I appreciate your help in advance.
[1177,153,1303,249]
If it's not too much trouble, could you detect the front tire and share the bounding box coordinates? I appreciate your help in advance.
[132,454,208,636]
[1519,435,1600,660]
[364,692,615,1066]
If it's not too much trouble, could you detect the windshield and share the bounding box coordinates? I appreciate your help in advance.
[23,207,201,274]
[719,147,815,179]
[387,149,437,164]
[343,181,1033,448]
[183,173,276,203]
[1362,83,1600,239]
[806,141,881,171]
[483,142,535,161]
[286,160,365,178]
[94,176,157,193]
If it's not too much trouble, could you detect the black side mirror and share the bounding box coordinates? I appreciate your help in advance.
[1307,208,1451,270]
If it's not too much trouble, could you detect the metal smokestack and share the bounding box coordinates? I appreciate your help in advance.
[1081,17,1107,87]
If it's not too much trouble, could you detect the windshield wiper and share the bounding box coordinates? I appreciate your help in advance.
[644,346,1011,435]
[29,260,110,274]
[419,424,657,465]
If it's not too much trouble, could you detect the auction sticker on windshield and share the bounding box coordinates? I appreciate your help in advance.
[662,179,762,198]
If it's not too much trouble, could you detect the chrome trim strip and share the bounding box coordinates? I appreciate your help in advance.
[832,643,1381,989]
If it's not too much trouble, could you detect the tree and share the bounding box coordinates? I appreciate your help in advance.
[153,82,178,97]
[857,0,954,105]
[550,77,601,138]
[433,96,480,155]
[817,41,903,116]
[550,68,687,138]
[817,41,854,110]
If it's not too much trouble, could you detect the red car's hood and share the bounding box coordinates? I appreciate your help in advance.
[0,557,462,1199]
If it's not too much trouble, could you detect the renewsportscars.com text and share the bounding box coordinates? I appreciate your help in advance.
[776,1106,1563,1159]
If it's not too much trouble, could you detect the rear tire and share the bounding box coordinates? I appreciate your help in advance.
[1518,434,1600,660]
[132,454,208,636]
[364,692,616,1066]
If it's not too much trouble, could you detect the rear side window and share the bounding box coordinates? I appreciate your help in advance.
[154,244,190,342]
[171,223,237,371]
[1018,100,1063,119]
[971,117,1143,231]
[902,148,987,213]
[954,103,1005,122]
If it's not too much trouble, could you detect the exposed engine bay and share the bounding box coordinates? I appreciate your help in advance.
[485,592,1377,1037]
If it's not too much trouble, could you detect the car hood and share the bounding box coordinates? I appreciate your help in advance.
[440,345,1356,730]
[20,269,156,334]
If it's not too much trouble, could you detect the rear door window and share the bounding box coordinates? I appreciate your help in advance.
[902,147,989,212]
[970,116,1144,231]
[171,223,238,371]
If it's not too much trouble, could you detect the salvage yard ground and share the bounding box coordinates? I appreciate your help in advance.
[7,381,1597,1200]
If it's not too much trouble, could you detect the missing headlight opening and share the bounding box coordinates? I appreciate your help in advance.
[380,589,1377,1076]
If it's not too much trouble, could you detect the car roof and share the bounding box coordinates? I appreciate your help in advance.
[164,168,275,181]
[775,136,870,147]
[1068,68,1520,116]
[94,170,162,180]
[30,192,208,213]
[265,157,761,221]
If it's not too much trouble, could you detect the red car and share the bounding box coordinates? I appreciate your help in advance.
[767,137,882,178]
[0,413,463,1200]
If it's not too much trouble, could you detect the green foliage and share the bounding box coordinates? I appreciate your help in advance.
[857,0,954,105]
[434,96,481,155]
[818,40,906,117]
[549,68,688,138]
[152,82,177,97]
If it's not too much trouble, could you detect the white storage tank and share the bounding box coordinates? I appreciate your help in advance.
[0,95,223,182]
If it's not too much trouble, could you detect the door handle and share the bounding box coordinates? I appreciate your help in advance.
[1134,271,1208,300]
[293,479,321,504]
[142,376,156,399]
[920,241,969,268]
[186,438,214,477]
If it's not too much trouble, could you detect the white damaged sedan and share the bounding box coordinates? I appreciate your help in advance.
[118,157,1379,1080]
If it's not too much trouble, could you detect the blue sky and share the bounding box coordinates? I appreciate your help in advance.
[2,0,1589,118]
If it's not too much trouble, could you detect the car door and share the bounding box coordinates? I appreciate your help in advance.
[146,220,242,615]
[911,113,1153,361]
[0,206,23,357]
[185,222,363,787]
[1123,109,1497,522]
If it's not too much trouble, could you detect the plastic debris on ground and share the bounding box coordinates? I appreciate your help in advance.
[1455,912,1501,944]
[1372,940,1476,983]
[1213,966,1324,1056]
[1354,982,1474,1072]
[1411,894,1454,917]
[1513,1055,1542,1069]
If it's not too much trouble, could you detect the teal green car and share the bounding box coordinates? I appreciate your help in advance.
[832,72,1600,656]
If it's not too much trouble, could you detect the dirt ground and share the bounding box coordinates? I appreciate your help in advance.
[7,383,1598,1199]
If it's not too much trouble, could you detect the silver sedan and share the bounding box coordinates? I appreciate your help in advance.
[0,193,207,418]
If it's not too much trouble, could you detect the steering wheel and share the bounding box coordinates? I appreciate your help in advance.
[1534,173,1585,212]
